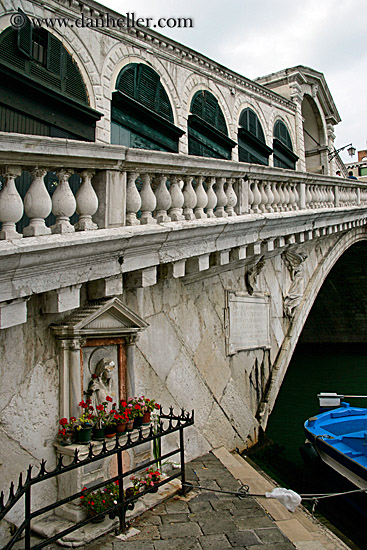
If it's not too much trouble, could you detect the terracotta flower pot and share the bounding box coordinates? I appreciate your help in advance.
[142,411,151,425]
[104,425,116,438]
[116,422,127,435]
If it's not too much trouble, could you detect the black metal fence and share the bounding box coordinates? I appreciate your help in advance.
[0,408,194,550]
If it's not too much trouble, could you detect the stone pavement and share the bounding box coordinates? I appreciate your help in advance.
[84,447,350,550]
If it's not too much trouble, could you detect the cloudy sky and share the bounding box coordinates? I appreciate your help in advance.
[102,0,366,163]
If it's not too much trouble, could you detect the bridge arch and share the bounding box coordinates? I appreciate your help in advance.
[263,227,367,426]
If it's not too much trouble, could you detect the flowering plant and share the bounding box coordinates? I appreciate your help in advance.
[93,401,108,429]
[102,397,120,426]
[58,416,76,437]
[80,485,114,515]
[141,397,161,414]
[127,397,144,419]
[77,399,94,430]
[130,467,161,492]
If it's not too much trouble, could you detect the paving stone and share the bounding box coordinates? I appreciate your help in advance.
[160,513,189,524]
[234,515,274,529]
[128,525,161,540]
[247,545,296,550]
[226,529,262,547]
[114,542,155,550]
[135,512,162,526]
[196,514,237,535]
[255,527,289,544]
[161,499,190,513]
[153,538,201,550]
[150,503,167,515]
[159,521,202,539]
[188,500,213,513]
[197,534,231,549]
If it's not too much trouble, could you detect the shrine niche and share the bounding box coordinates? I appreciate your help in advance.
[51,297,148,420]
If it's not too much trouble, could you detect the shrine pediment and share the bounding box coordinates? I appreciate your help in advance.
[51,297,148,338]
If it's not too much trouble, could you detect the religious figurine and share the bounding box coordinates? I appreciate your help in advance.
[87,357,116,409]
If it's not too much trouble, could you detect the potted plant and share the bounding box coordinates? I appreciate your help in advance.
[140,467,162,492]
[92,401,108,441]
[128,397,145,429]
[103,396,119,438]
[58,416,76,445]
[76,399,94,444]
[117,400,134,434]
[80,485,114,523]
[141,397,161,425]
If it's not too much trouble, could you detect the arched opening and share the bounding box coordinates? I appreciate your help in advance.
[264,241,367,547]
[273,120,298,170]
[238,108,272,165]
[111,63,184,152]
[0,23,102,141]
[302,95,326,174]
[188,90,236,159]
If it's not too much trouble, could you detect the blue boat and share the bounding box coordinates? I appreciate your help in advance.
[304,394,367,490]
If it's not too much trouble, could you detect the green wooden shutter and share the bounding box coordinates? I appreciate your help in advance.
[116,64,136,98]
[137,65,159,112]
[47,33,64,77]
[65,55,88,103]
[191,91,228,135]
[17,9,32,58]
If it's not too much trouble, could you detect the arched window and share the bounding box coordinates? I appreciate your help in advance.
[188,90,236,160]
[238,108,272,165]
[0,17,101,141]
[111,63,184,152]
[273,120,298,170]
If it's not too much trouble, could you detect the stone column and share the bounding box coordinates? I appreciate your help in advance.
[58,338,82,420]
[327,123,336,176]
[125,335,137,398]
[290,82,306,172]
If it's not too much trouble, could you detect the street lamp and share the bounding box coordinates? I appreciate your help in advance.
[328,143,356,162]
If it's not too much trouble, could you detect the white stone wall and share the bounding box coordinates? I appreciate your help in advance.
[0,0,296,156]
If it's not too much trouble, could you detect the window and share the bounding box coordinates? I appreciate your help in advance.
[188,91,236,159]
[0,20,102,141]
[238,108,272,165]
[273,120,298,170]
[111,63,183,152]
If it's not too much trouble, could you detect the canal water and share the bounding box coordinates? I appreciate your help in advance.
[256,343,367,549]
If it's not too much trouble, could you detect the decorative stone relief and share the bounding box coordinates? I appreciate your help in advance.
[245,255,266,295]
[282,250,308,318]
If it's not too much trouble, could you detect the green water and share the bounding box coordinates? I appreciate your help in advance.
[266,343,367,466]
[263,343,367,548]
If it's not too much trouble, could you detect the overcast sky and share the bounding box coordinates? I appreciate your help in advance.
[102,0,366,163]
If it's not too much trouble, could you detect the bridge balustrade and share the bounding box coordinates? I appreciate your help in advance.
[1,135,367,241]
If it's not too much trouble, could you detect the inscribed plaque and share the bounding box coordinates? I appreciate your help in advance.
[226,292,270,354]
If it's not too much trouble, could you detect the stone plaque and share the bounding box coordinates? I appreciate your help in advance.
[226,291,270,354]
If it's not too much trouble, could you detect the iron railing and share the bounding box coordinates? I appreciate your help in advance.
[0,408,194,550]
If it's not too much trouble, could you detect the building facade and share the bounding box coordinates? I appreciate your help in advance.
[1,0,366,537]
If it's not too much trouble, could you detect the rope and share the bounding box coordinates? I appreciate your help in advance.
[182,482,367,501]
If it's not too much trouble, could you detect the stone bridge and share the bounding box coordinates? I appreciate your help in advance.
[0,134,367,469]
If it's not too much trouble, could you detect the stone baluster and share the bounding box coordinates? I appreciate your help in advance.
[205,176,217,218]
[264,182,274,212]
[258,181,267,213]
[51,169,76,233]
[23,167,52,236]
[293,183,300,210]
[248,180,254,212]
[182,175,196,220]
[305,184,312,208]
[277,183,285,211]
[225,178,237,216]
[0,165,23,239]
[251,180,262,213]
[154,174,171,223]
[126,172,141,226]
[283,183,290,210]
[75,170,98,231]
[168,175,185,221]
[140,173,157,224]
[334,185,340,207]
[288,183,296,210]
[215,177,228,217]
[309,185,316,208]
[271,182,280,212]
[194,176,208,219]
[327,186,334,208]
